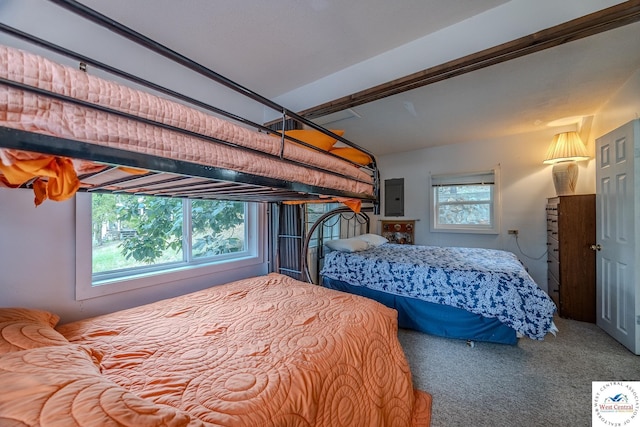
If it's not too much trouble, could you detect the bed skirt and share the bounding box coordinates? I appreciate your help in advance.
[322,276,518,345]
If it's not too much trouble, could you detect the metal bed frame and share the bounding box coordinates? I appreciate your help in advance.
[302,206,371,283]
[0,0,380,206]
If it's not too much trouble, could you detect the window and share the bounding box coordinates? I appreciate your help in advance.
[76,193,264,299]
[430,169,500,234]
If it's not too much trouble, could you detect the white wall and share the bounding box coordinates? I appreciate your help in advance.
[0,0,270,324]
[591,69,640,144]
[372,124,590,290]
[0,189,268,323]
[371,68,640,293]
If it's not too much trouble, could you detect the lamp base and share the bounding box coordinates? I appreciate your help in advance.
[552,161,578,196]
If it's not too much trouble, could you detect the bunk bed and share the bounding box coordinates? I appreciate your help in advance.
[0,1,379,208]
[305,208,557,345]
[0,2,436,426]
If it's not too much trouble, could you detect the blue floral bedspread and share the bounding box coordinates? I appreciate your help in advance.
[320,244,557,340]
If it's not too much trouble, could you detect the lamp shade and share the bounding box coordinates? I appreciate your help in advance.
[543,131,590,164]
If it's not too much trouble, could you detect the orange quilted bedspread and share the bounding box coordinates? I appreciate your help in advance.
[53,274,431,426]
[0,45,374,200]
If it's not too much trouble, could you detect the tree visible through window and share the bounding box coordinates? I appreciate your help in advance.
[430,170,499,233]
[92,194,246,277]
[435,185,491,225]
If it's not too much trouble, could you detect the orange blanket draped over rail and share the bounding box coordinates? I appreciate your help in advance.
[0,156,79,206]
[0,154,150,206]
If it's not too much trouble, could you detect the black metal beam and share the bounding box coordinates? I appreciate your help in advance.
[0,127,376,202]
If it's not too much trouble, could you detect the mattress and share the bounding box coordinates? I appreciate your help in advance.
[0,44,374,199]
[320,243,557,340]
[33,274,431,426]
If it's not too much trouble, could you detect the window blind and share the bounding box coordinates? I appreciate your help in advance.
[431,170,495,186]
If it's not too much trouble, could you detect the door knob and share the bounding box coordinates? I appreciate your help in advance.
[590,244,602,251]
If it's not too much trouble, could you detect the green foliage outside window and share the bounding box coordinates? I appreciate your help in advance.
[92,194,245,273]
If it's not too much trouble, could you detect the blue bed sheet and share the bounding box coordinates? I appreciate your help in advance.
[320,244,556,340]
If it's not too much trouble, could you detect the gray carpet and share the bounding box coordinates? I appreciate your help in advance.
[398,316,640,427]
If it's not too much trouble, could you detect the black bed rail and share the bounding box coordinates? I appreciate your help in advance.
[0,0,381,208]
[0,127,375,203]
[0,1,382,209]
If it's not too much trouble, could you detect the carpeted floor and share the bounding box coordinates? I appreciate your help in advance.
[398,316,640,427]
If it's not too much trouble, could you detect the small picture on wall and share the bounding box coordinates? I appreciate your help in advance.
[381,220,414,244]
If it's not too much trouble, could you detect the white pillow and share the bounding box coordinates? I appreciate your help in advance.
[325,237,369,252]
[357,233,388,248]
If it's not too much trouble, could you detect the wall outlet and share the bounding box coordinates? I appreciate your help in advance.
[508,229,519,236]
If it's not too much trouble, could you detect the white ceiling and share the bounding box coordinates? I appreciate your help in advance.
[74,1,640,156]
[335,21,640,155]
[78,0,509,97]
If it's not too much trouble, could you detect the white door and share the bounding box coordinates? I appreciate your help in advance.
[595,119,639,355]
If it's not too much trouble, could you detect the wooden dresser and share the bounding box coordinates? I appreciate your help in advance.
[546,194,596,323]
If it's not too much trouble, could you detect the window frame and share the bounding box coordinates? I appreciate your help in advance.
[429,168,501,234]
[75,193,265,300]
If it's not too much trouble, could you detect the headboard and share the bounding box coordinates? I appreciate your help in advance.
[302,206,371,283]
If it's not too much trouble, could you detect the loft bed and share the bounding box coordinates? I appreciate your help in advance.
[304,207,558,345]
[0,3,437,427]
[0,0,379,210]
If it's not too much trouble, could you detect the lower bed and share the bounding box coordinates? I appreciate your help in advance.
[320,241,558,345]
[0,273,431,426]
